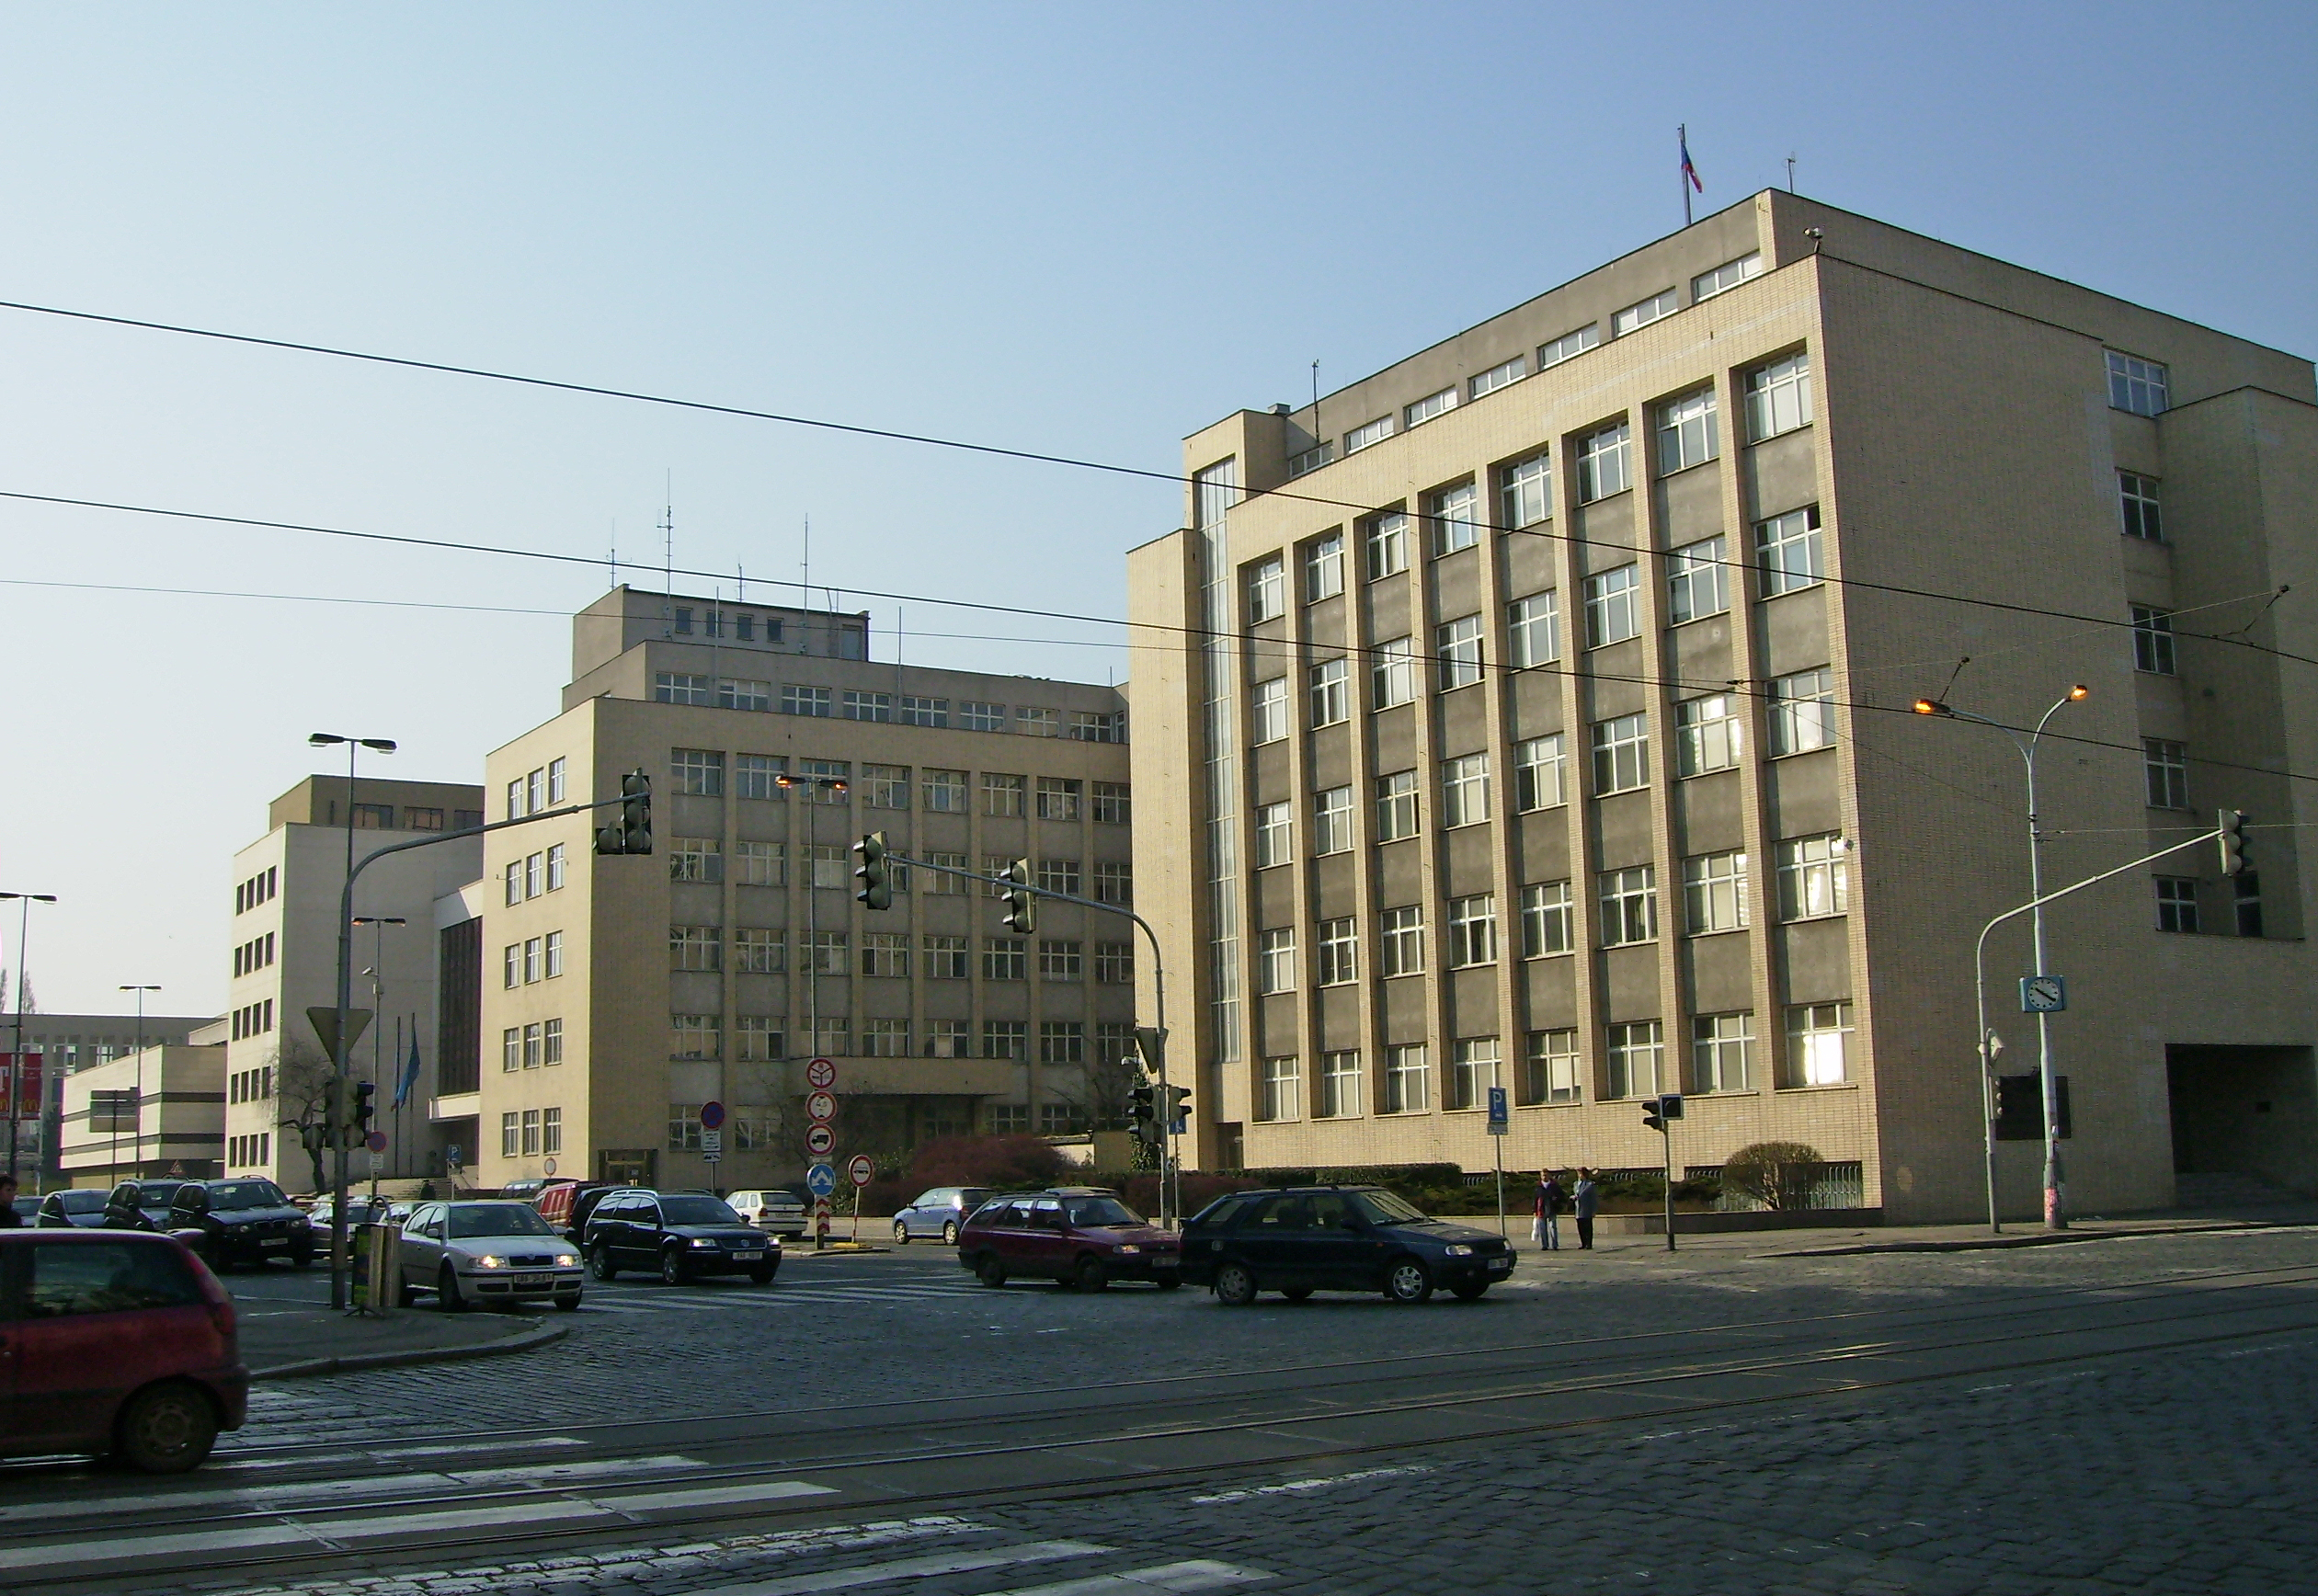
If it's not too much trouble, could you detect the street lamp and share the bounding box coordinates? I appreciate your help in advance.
[776,772,847,1246]
[1914,684,2089,1232]
[2,892,59,1183]
[352,917,405,1192]
[119,986,161,1181]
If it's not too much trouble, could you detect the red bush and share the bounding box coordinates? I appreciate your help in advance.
[905,1134,1070,1193]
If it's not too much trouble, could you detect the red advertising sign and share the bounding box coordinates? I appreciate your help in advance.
[0,1054,44,1117]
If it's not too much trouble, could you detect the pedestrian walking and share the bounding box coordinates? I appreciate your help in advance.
[1572,1168,1599,1250]
[1534,1171,1563,1250]
[0,1173,20,1226]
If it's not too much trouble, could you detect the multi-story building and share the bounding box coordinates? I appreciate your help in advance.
[1129,189,2315,1220]
[2,1010,212,1180]
[222,776,485,1191]
[474,587,1136,1191]
[57,1019,228,1186]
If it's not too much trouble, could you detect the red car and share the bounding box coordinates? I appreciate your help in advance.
[956,1187,1182,1291]
[0,1229,248,1472]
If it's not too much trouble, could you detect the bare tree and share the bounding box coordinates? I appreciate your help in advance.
[271,1038,336,1194]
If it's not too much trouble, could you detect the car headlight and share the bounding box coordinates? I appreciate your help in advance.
[474,1255,507,1269]
[1116,1244,1142,1254]
[691,1237,718,1248]
[554,1253,579,1267]
[1444,1244,1475,1257]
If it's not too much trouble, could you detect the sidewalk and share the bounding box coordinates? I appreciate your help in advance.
[236,1304,567,1380]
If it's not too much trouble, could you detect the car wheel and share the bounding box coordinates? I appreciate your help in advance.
[1451,1282,1490,1302]
[1281,1286,1315,1303]
[207,1245,235,1275]
[291,1250,314,1271]
[1074,1257,1109,1294]
[942,1220,959,1247]
[1214,1261,1258,1306]
[554,1294,583,1312]
[589,1244,619,1282]
[1383,1258,1434,1305]
[748,1265,776,1284]
[660,1249,692,1287]
[436,1265,467,1313]
[976,1252,1008,1287]
[1154,1275,1182,1291]
[114,1381,219,1474]
[892,1221,909,1245]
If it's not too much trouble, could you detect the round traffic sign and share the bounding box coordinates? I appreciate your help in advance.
[805,1089,837,1123]
[365,1131,388,1154]
[805,1162,839,1199]
[805,1057,836,1089]
[700,1100,726,1131]
[847,1153,876,1188]
[543,1157,557,1176]
[805,1123,835,1156]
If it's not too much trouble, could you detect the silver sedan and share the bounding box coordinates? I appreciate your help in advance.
[397,1200,584,1312]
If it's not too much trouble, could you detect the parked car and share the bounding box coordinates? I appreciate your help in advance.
[34,1190,110,1228]
[583,1190,778,1285]
[100,1179,194,1232]
[538,1180,622,1242]
[1177,1185,1514,1305]
[892,1186,995,1246]
[303,1194,395,1231]
[396,1201,583,1312]
[0,1229,248,1471]
[11,1193,43,1225]
[725,1189,808,1238]
[166,1180,314,1271]
[956,1189,1182,1292]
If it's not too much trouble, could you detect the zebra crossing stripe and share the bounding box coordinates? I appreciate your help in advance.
[988,1561,1273,1595]
[696,1537,1110,1593]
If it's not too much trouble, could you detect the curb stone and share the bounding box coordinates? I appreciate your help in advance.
[1771,1216,2311,1258]
[252,1318,569,1381]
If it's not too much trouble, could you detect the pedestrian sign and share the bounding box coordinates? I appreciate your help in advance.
[805,1162,839,1199]
[1486,1086,1509,1135]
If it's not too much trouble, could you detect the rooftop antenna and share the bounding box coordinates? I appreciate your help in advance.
[1786,153,1798,193]
[737,562,745,605]
[659,472,675,637]
[609,519,619,591]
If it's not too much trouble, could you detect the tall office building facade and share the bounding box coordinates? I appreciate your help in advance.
[474,588,1136,1191]
[1129,191,2315,1220]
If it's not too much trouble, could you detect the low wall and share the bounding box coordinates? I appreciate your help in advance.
[1594,1207,1883,1235]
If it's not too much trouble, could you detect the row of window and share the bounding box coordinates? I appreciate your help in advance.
[504,845,570,905]
[501,1106,565,1158]
[983,1102,1084,1136]
[501,933,565,988]
[227,1066,275,1104]
[227,1132,273,1169]
[505,758,569,821]
[666,839,1130,903]
[86,1089,140,1133]
[668,605,791,644]
[348,802,473,831]
[668,926,1136,983]
[230,932,275,980]
[2154,873,2264,938]
[652,677,1128,743]
[501,1019,565,1070]
[1255,1002,1852,1121]
[229,998,275,1041]
[234,866,278,917]
[665,1016,1137,1064]
[667,751,1129,821]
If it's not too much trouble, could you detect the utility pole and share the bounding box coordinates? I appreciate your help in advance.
[1643,1093,1683,1250]
[2,892,58,1183]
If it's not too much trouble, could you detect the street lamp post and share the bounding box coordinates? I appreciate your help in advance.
[353,917,405,1196]
[1914,685,2089,1232]
[120,985,161,1181]
[2,892,59,1183]
[310,732,397,1311]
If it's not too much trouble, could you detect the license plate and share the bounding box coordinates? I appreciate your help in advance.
[517,1271,555,1282]
[260,1237,287,1247]
[733,1250,764,1260]
[1489,1258,1512,1272]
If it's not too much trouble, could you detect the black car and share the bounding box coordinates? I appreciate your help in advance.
[35,1190,110,1227]
[164,1179,314,1271]
[102,1180,196,1232]
[582,1189,778,1285]
[1178,1185,1515,1305]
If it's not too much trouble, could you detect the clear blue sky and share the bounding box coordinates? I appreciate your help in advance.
[4,2,2312,1014]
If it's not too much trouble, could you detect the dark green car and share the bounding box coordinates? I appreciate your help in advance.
[1178,1185,1514,1305]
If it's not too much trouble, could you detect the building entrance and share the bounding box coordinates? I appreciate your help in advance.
[2165,1044,2315,1199]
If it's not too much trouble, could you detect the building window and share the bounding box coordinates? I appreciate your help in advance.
[1576,423,1631,502]
[1039,1022,1084,1066]
[1383,1044,1430,1113]
[1365,512,1410,579]
[734,928,784,975]
[1692,251,1762,301]
[922,850,969,895]
[1259,1055,1300,1122]
[524,851,545,898]
[1316,917,1358,985]
[1250,676,1290,744]
[2131,605,2176,675]
[1406,386,1458,428]
[861,931,910,979]
[1583,564,1641,647]
[670,924,721,972]
[1784,1002,1852,1086]
[1606,1020,1663,1100]
[1769,667,1835,756]
[1470,355,1524,399]
[1513,733,1570,813]
[1038,940,1082,981]
[734,754,787,801]
[1319,1050,1362,1118]
[839,690,890,724]
[1308,657,1349,727]
[1675,693,1743,776]
[983,938,1027,981]
[504,861,523,906]
[1612,289,1677,336]
[732,839,783,888]
[1656,388,1719,474]
[523,1023,543,1070]
[501,1028,521,1073]
[405,807,444,831]
[921,1020,970,1060]
[669,1014,721,1062]
[906,768,963,814]
[958,701,1008,733]
[656,671,713,705]
[1019,706,1059,737]
[1380,905,1425,976]
[542,1017,563,1066]
[1745,351,1813,440]
[1684,850,1750,934]
[1304,532,1345,602]
[1094,940,1134,984]
[1034,776,1083,822]
[1035,858,1081,896]
[782,684,831,717]
[1093,861,1133,905]
[1435,614,1485,690]
[1248,556,1285,624]
[546,842,566,891]
[1441,753,1490,827]
[896,694,949,727]
[2107,350,2171,416]
[1599,866,1658,947]
[1092,781,1131,825]
[352,803,395,828]
[503,1112,522,1157]
[1506,590,1560,667]
[523,937,543,983]
[1520,880,1574,958]
[1253,802,1292,869]
[1447,1038,1497,1112]
[1429,483,1481,555]
[1776,833,1851,920]
[670,748,725,797]
[921,934,969,980]
[1313,785,1353,854]
[984,1103,1030,1135]
[1524,1029,1581,1104]
[981,1020,1028,1062]
[1592,712,1650,794]
[1258,928,1296,995]
[1447,895,1498,968]
[1500,451,1552,530]
[2119,473,2164,541]
[725,1017,778,1062]
[502,944,520,990]
[981,772,1026,817]
[669,837,723,883]
[1345,415,1394,454]
[2235,873,2264,939]
[1694,1013,1753,1092]
[2144,738,2190,809]
[1539,324,1600,368]
[803,929,848,975]
[719,678,771,712]
[1756,506,1823,596]
[1666,536,1729,623]
[1371,636,1417,709]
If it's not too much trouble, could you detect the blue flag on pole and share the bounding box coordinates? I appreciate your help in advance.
[394,1029,421,1108]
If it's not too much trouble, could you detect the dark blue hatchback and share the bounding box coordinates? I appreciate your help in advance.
[1177,1185,1514,1305]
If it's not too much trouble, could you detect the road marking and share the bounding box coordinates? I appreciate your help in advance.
[308,1499,623,1538]
[212,1435,588,1471]
[0,1454,703,1522]
[0,1523,321,1571]
[990,1561,1272,1594]
[697,1538,1110,1593]
[611,1479,839,1510]
[1190,1465,1431,1505]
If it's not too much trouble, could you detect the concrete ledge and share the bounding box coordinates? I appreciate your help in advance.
[1595,1207,1882,1236]
[1774,1215,2316,1258]
[250,1317,568,1381]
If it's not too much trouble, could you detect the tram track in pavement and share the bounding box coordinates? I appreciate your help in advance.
[2,1261,2314,1594]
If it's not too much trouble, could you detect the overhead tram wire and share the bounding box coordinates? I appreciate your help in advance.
[0,296,2305,671]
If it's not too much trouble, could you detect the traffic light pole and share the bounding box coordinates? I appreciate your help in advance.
[321,788,647,1310]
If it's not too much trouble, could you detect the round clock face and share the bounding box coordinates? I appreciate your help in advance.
[2029,977,2062,1005]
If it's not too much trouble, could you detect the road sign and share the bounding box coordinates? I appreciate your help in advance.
[543,1157,557,1176]
[305,1007,374,1066]
[847,1153,876,1188]
[805,1162,838,1199]
[700,1100,726,1131]
[805,1123,835,1156]
[805,1057,837,1089]
[2021,975,2069,1013]
[1485,1086,1509,1135]
[805,1089,837,1123]
[812,1196,832,1216]
[702,1128,723,1156]
[365,1130,388,1153]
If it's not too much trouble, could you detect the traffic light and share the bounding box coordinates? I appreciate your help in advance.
[596,769,654,855]
[1641,1099,1664,1133]
[853,831,892,910]
[2218,809,2251,876]
[1000,858,1037,934]
[1163,1084,1193,1132]
[350,1081,376,1140]
[1126,1083,1158,1145]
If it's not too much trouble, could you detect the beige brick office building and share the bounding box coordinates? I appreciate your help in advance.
[1128,190,2315,1222]
[474,587,1136,1191]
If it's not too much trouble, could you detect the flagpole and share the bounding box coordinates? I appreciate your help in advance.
[1680,124,1692,226]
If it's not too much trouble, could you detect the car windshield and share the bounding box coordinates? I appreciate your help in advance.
[1062,1196,1143,1228]
[659,1196,744,1226]
[448,1205,558,1238]
[209,1180,291,1211]
[59,1191,108,1213]
[138,1182,188,1207]
[1352,1190,1435,1226]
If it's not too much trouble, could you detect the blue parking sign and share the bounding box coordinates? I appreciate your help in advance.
[1486,1086,1509,1134]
